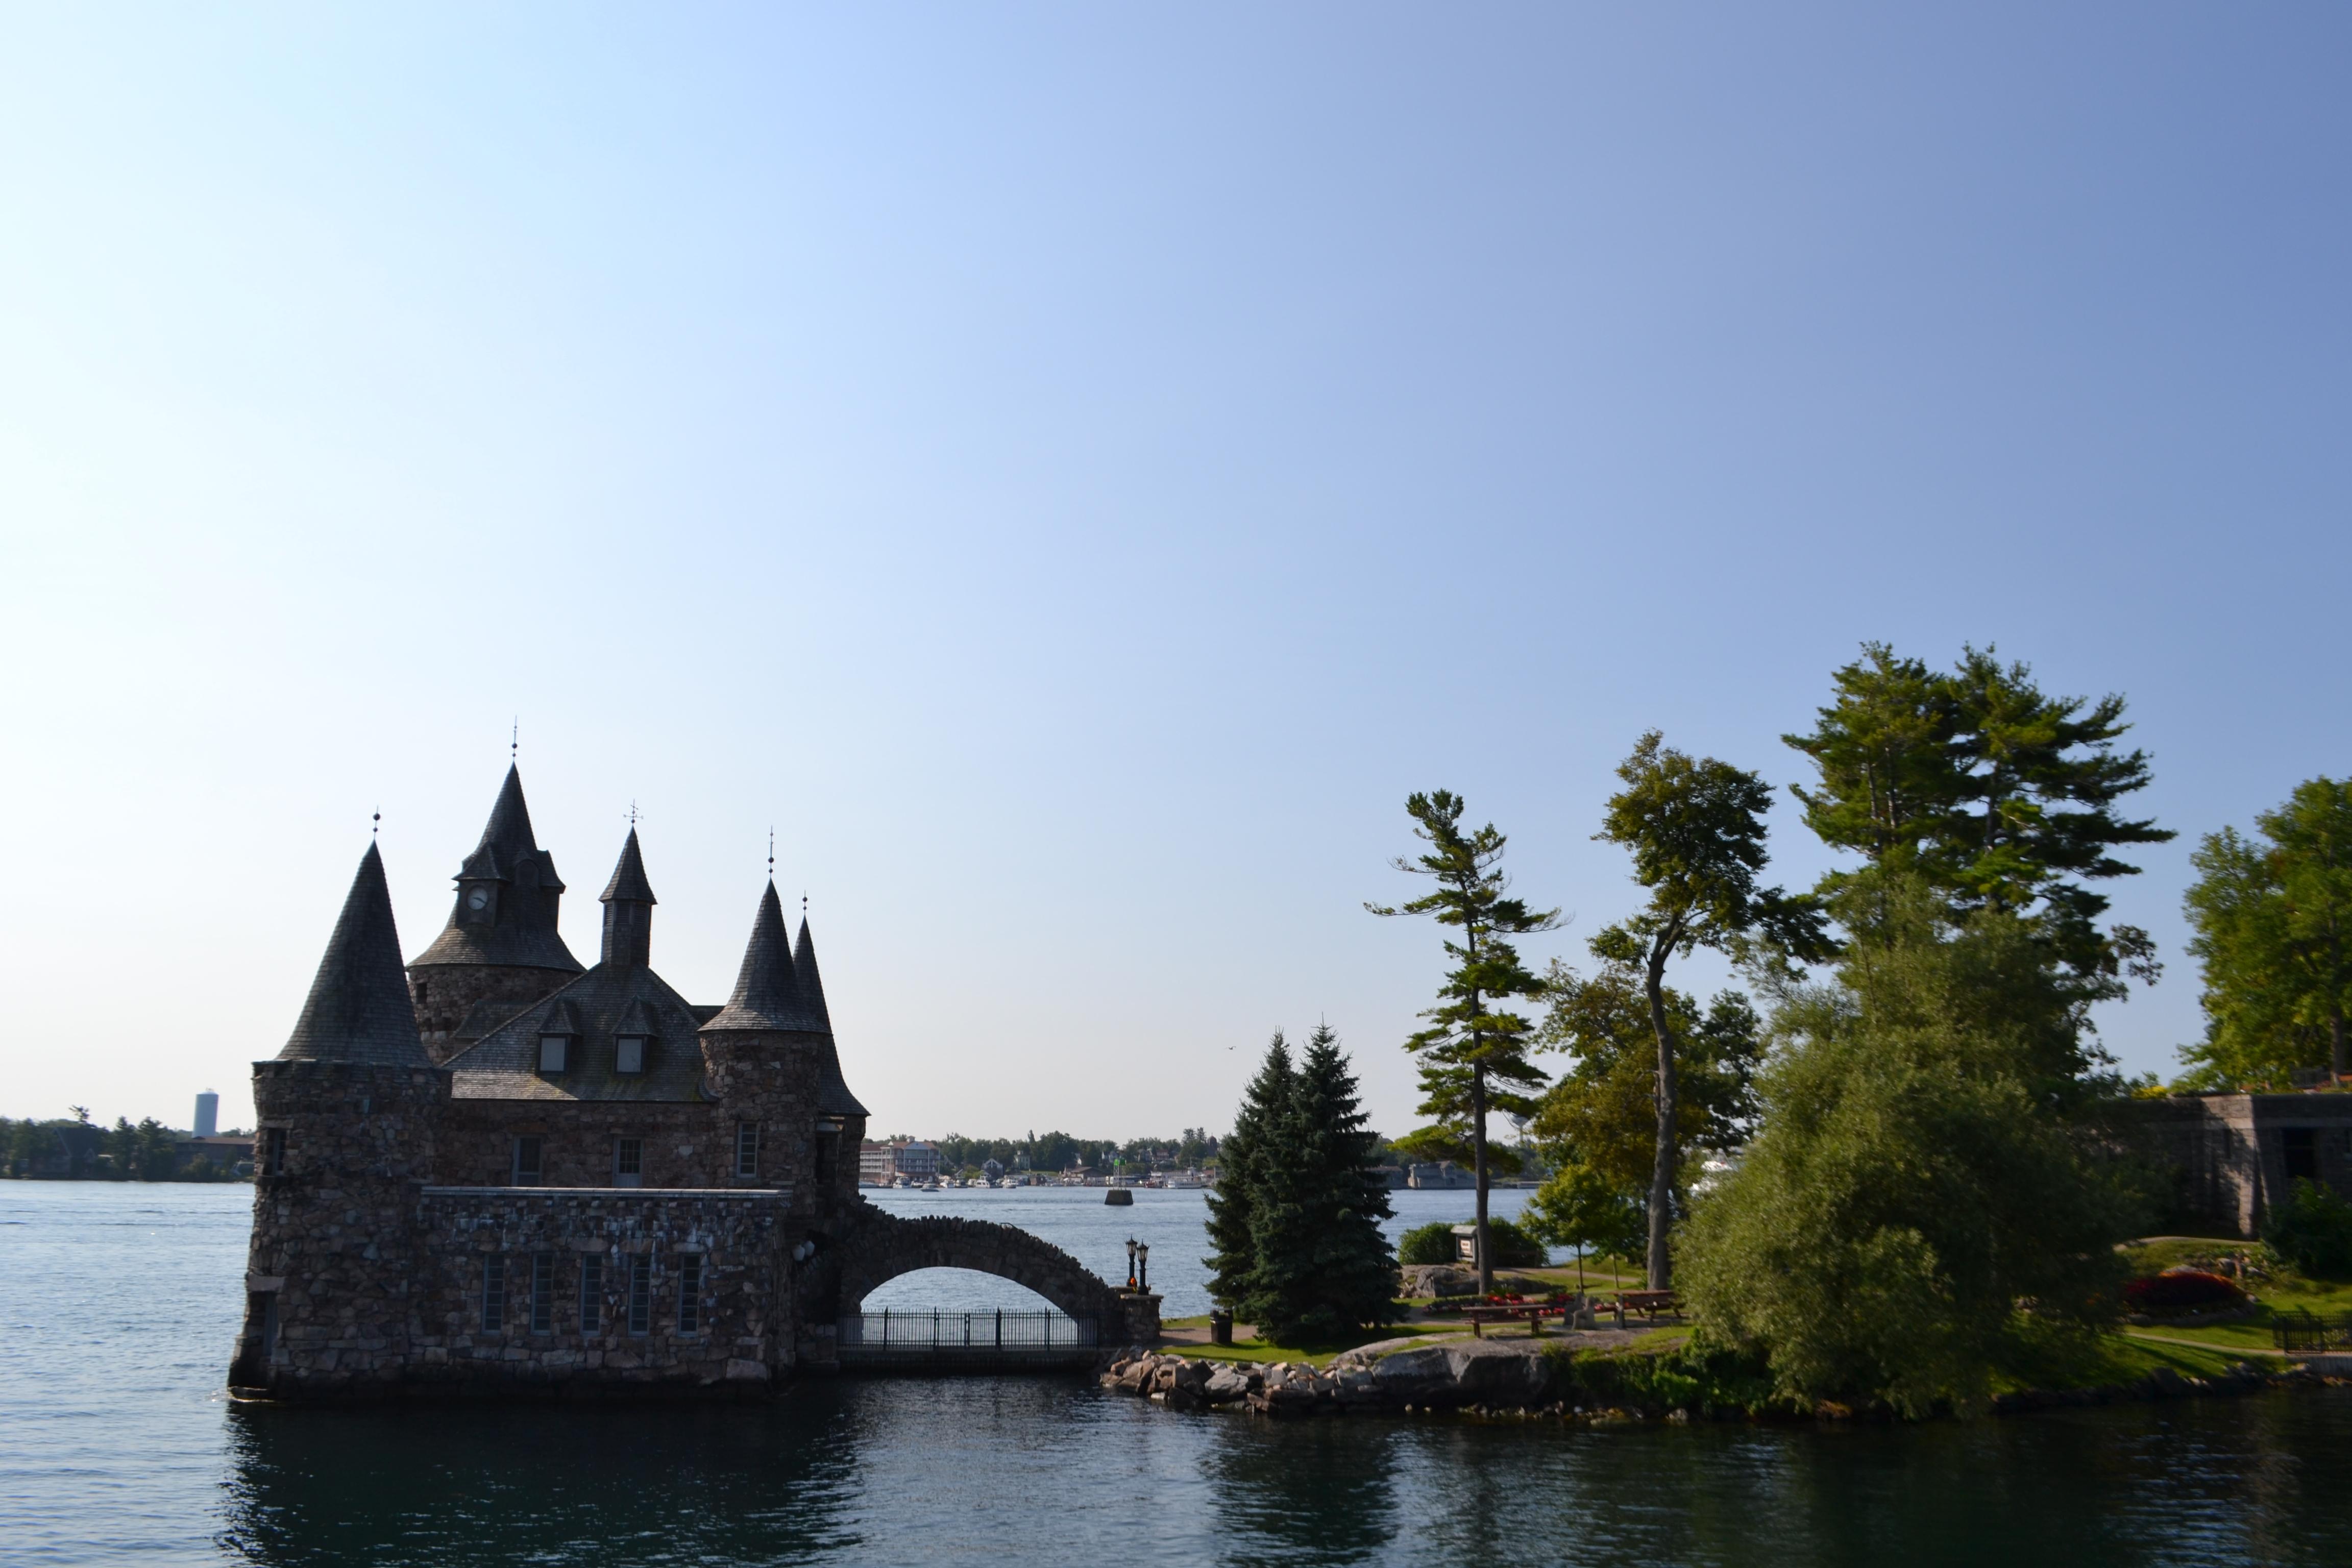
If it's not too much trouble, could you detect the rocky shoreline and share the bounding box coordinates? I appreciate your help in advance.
[1096,1338,2347,1423]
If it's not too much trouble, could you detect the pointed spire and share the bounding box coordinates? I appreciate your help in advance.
[793,915,833,1035]
[598,828,656,967]
[480,763,535,862]
[599,828,657,905]
[701,882,806,1032]
[281,842,430,1066]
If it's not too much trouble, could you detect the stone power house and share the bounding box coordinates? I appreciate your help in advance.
[231,768,1154,1399]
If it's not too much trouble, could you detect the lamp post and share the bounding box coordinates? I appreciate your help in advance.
[1137,1242,1150,1294]
[1124,1237,1138,1291]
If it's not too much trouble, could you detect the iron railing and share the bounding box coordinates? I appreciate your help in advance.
[840,1309,1097,1350]
[2272,1309,2352,1354]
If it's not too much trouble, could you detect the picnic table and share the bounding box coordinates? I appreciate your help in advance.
[1610,1290,1680,1324]
[1460,1303,1570,1337]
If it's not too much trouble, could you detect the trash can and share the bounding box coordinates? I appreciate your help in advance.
[1210,1309,1233,1345]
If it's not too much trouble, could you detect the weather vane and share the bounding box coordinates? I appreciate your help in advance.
[511,718,518,760]
[372,810,380,839]
[767,828,775,878]
[628,800,640,828]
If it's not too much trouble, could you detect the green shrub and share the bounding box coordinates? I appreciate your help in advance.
[2262,1178,2352,1278]
[1397,1217,1546,1268]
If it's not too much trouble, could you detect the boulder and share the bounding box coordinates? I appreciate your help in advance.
[1401,1265,1479,1298]
[1203,1366,1253,1404]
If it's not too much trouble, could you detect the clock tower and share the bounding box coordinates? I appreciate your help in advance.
[404,764,585,1061]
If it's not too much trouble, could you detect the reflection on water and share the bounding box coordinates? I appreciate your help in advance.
[6,1186,2352,1567]
[208,1378,2352,1568]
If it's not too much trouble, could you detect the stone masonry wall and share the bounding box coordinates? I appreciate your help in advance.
[408,965,577,1064]
[234,1061,448,1394]
[406,1188,792,1393]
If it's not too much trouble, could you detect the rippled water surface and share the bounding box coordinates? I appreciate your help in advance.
[6,1184,2351,1566]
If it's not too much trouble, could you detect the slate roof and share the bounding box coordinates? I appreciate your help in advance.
[279,842,432,1067]
[599,828,657,904]
[795,917,868,1117]
[446,963,712,1103]
[410,765,585,974]
[701,882,808,1032]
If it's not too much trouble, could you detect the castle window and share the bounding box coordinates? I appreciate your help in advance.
[512,1137,543,1187]
[530,1253,554,1334]
[2285,1127,2320,1182]
[538,1035,571,1073]
[615,1036,647,1074]
[614,1138,643,1188]
[580,1255,603,1333]
[815,1120,840,1187]
[264,1128,286,1177]
[677,1254,704,1334]
[736,1122,760,1179]
[627,1255,652,1336]
[482,1255,507,1332]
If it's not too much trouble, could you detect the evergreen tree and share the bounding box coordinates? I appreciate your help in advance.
[1367,790,1559,1294]
[1204,1032,1293,1312]
[1594,732,1829,1289]
[2183,777,2352,1085]
[1784,643,2171,989]
[1242,1024,1398,1340]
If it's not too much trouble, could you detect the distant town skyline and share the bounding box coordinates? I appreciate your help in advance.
[4,7,2349,1136]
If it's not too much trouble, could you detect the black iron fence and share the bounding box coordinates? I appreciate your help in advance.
[2271,1309,2352,1354]
[840,1309,1097,1351]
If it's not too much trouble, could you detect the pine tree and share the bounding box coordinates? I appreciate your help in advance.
[1784,643,2171,989]
[1243,1024,1399,1341]
[1367,790,1559,1295]
[1204,1032,1292,1312]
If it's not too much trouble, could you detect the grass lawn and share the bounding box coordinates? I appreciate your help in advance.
[1994,1316,2255,1393]
[1164,1319,1472,1367]
[2114,1236,2352,1356]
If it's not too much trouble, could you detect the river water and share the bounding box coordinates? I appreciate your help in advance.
[5,1183,2350,1566]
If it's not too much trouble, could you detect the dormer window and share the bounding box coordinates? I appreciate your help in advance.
[615,1036,647,1074]
[538,1035,572,1073]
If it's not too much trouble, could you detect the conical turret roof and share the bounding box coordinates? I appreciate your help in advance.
[600,828,657,904]
[281,842,431,1066]
[701,882,807,1032]
[794,913,868,1115]
[793,916,832,1035]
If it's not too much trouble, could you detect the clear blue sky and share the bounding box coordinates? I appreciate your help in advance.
[3,6,2346,1137]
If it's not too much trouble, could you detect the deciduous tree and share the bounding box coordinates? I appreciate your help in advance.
[1595,732,1828,1289]
[2183,777,2352,1085]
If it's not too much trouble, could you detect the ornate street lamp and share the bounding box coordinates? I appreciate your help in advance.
[1137,1241,1150,1294]
[1125,1237,1138,1291]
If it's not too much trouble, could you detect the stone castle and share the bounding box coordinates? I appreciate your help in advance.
[231,766,1155,1399]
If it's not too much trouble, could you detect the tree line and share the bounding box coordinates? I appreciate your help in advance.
[2,1111,246,1181]
[1333,640,2352,1409]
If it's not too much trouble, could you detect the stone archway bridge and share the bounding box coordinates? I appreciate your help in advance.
[806,1208,1158,1371]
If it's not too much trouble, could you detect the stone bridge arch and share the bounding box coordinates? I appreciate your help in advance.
[827,1213,1125,1328]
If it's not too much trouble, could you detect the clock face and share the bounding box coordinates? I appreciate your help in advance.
[466,888,491,911]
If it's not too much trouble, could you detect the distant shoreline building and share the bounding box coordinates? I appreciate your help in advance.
[194,1092,219,1139]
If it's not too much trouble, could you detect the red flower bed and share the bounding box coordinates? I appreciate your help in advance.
[2124,1270,2244,1311]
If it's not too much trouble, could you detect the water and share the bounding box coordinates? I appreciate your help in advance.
[6,1184,2352,1566]
[858,1183,1539,1315]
